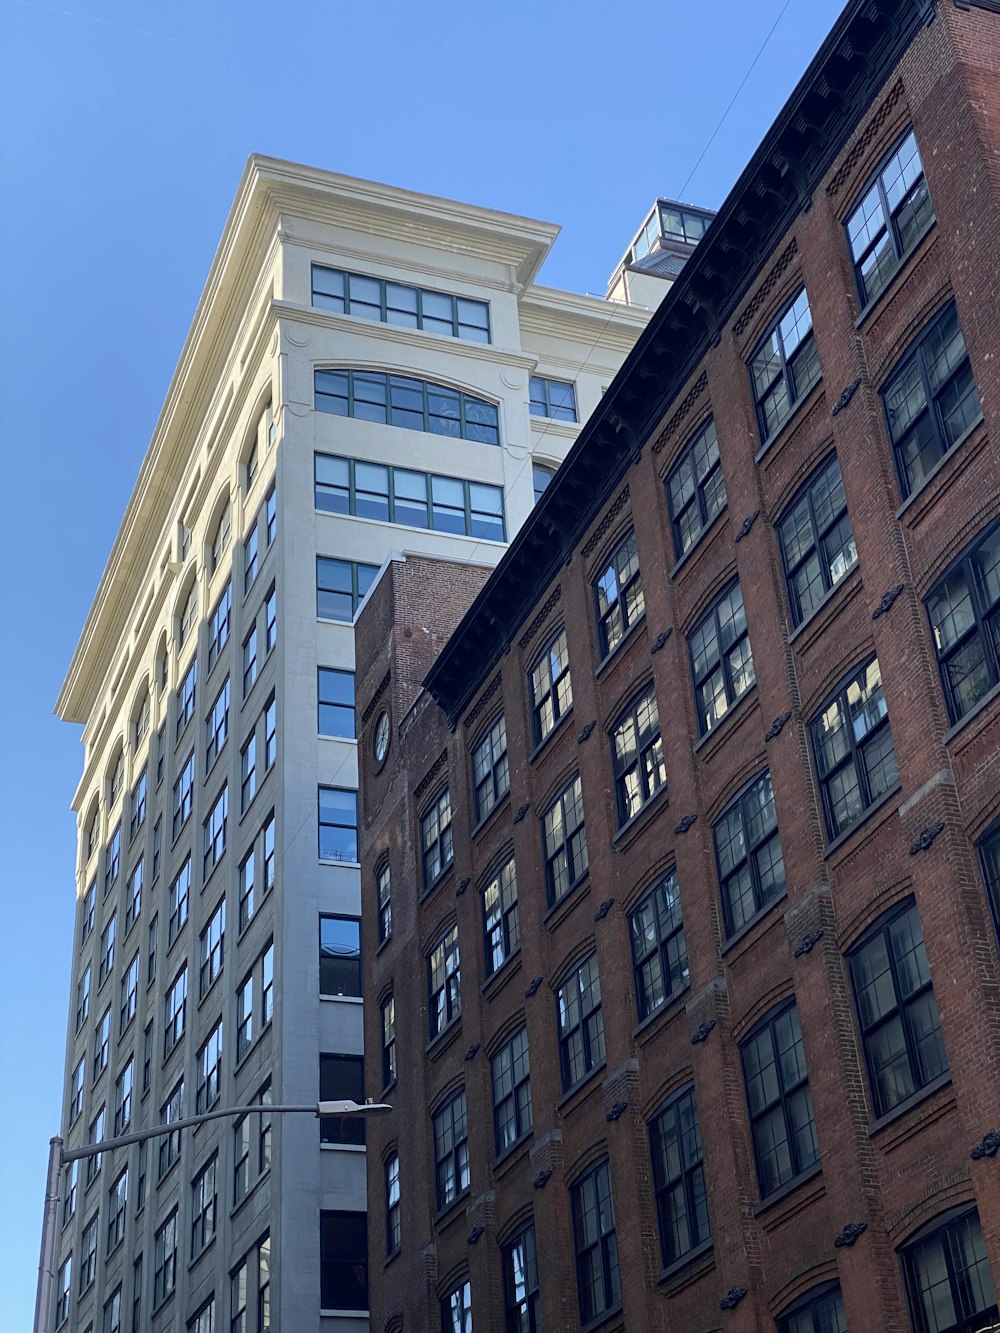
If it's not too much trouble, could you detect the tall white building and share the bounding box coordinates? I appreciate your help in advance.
[51,158,654,1333]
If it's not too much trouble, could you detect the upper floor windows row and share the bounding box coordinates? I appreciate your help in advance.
[315,369,500,446]
[311,264,490,343]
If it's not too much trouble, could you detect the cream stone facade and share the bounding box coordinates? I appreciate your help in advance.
[52,158,653,1333]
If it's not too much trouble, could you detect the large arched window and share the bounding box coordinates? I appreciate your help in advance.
[314,369,499,446]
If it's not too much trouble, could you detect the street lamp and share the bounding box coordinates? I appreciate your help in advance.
[34,1098,391,1333]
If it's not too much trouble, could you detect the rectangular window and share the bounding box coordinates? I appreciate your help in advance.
[264,698,276,769]
[926,523,1000,724]
[152,818,161,880]
[129,770,147,842]
[244,526,259,593]
[153,1209,177,1307]
[207,582,232,672]
[319,1054,366,1144]
[557,953,605,1091]
[113,1060,133,1134]
[433,1090,470,1210]
[263,813,275,893]
[849,899,947,1117]
[377,862,391,943]
[420,789,453,887]
[196,1021,224,1113]
[472,714,509,823]
[190,1157,218,1257]
[740,1001,819,1197]
[811,657,898,839]
[142,1021,153,1093]
[848,129,933,306]
[265,486,276,545]
[429,925,461,1039]
[594,530,644,657]
[543,774,588,905]
[199,899,225,997]
[630,870,689,1022]
[901,1207,998,1333]
[76,965,91,1031]
[312,265,490,342]
[188,1297,215,1333]
[381,994,396,1088]
[86,1107,105,1184]
[316,556,379,622]
[981,821,1000,943]
[778,455,857,625]
[571,1159,620,1323]
[318,667,355,738]
[156,724,166,784]
[666,418,727,559]
[259,1234,272,1329]
[502,1224,539,1332]
[120,953,139,1034]
[530,375,578,421]
[94,1007,111,1080]
[104,824,121,897]
[649,1086,710,1266]
[442,1281,473,1333]
[265,586,277,654]
[69,1057,86,1123]
[172,753,195,838]
[107,1169,128,1253]
[530,628,573,744]
[104,1288,123,1333]
[99,914,116,986]
[320,1211,369,1313]
[483,857,519,976]
[163,968,187,1059]
[239,848,256,931]
[241,735,257,811]
[80,1212,99,1292]
[63,1159,78,1225]
[611,684,666,825]
[319,915,361,997]
[233,1117,251,1205]
[750,288,821,441]
[131,1256,143,1333]
[206,678,230,769]
[203,786,229,878]
[56,1255,71,1325]
[147,915,158,987]
[243,627,258,698]
[385,1153,400,1257]
[714,770,785,937]
[491,1026,532,1156]
[689,580,755,735]
[176,659,197,740]
[158,1081,183,1178]
[318,786,358,862]
[237,974,254,1061]
[168,860,190,945]
[262,944,273,1025]
[124,859,143,934]
[81,879,96,943]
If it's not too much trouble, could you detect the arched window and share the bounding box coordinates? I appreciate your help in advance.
[84,803,100,862]
[315,369,499,446]
[210,499,232,572]
[132,686,151,751]
[177,579,198,649]
[245,399,274,494]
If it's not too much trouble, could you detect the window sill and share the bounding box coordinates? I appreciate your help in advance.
[868,1071,952,1139]
[542,874,590,933]
[611,782,669,850]
[493,1130,533,1177]
[380,1075,397,1100]
[197,972,223,1012]
[419,861,455,904]
[692,682,758,760]
[469,789,511,842]
[320,1310,371,1321]
[721,891,788,958]
[319,993,363,1005]
[481,950,523,1001]
[426,1017,463,1061]
[854,220,937,331]
[632,984,690,1045]
[188,1234,216,1273]
[318,858,361,870]
[657,1236,714,1285]
[822,782,901,860]
[556,1061,607,1115]
[943,679,1000,746]
[432,1189,471,1230]
[895,412,986,520]
[751,1160,822,1216]
[151,1292,176,1319]
[528,706,574,765]
[754,378,824,463]
[320,1142,366,1153]
[594,614,647,681]
[383,1246,401,1270]
[668,505,729,581]
[580,1302,624,1333]
[788,561,862,647]
[230,1165,271,1222]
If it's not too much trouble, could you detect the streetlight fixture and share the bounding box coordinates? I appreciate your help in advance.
[34,1098,391,1333]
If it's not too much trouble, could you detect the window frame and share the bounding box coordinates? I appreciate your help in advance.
[529,375,578,421]
[529,627,573,746]
[502,1222,539,1333]
[482,857,519,976]
[713,769,785,938]
[491,1025,533,1157]
[629,869,689,1022]
[649,1084,710,1268]
[315,368,500,445]
[316,556,379,623]
[385,1152,400,1257]
[428,924,461,1040]
[311,264,491,343]
[925,520,1000,726]
[777,454,858,627]
[665,417,727,560]
[420,788,454,889]
[432,1088,470,1211]
[900,1206,999,1333]
[739,1000,820,1198]
[319,915,362,998]
[847,127,934,308]
[556,951,605,1092]
[471,713,510,824]
[380,994,396,1088]
[776,1281,847,1333]
[610,683,666,826]
[571,1158,621,1324]
[688,579,755,736]
[749,287,821,443]
[318,786,359,864]
[318,666,356,739]
[542,773,588,907]
[593,530,644,659]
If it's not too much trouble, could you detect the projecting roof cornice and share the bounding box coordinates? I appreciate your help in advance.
[424,0,933,725]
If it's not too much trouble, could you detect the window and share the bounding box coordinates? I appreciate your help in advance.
[376,862,391,943]
[206,678,230,768]
[76,965,91,1031]
[109,752,125,806]
[81,879,96,943]
[113,1060,133,1134]
[262,943,273,1025]
[168,860,190,945]
[420,789,453,886]
[778,1282,847,1333]
[176,659,197,739]
[713,770,785,937]
[86,810,100,863]
[124,859,142,934]
[143,1023,154,1092]
[134,691,151,750]
[56,1254,71,1325]
[241,735,257,811]
[433,1089,470,1210]
[156,725,165,784]
[244,526,259,593]
[203,785,228,878]
[981,821,1000,940]
[630,869,689,1022]
[189,1297,215,1333]
[80,1212,98,1292]
[199,900,225,997]
[131,1255,143,1333]
[178,581,198,646]
[317,667,355,738]
[320,1054,365,1144]
[265,586,276,653]
[320,1211,369,1312]
[63,1159,78,1225]
[312,265,490,341]
[649,1085,710,1267]
[429,925,461,1038]
[472,714,509,823]
[483,858,519,976]
[927,523,1000,725]
[153,1210,177,1306]
[107,1169,128,1252]
[530,375,578,421]
[901,1207,998,1333]
[99,914,116,986]
[542,774,588,905]
[318,786,358,862]
[611,684,666,825]
[120,953,139,1033]
[750,288,821,441]
[812,657,898,839]
[778,455,857,625]
[239,848,256,931]
[316,556,379,622]
[152,818,161,881]
[207,583,231,673]
[594,530,644,657]
[532,461,556,503]
[849,898,947,1118]
[70,1057,85,1123]
[136,1142,146,1215]
[190,1157,218,1257]
[263,813,275,893]
[740,1001,819,1197]
[315,368,499,445]
[172,753,194,838]
[196,1021,224,1113]
[314,454,506,542]
[530,628,572,744]
[557,952,605,1091]
[233,1117,251,1206]
[86,1107,105,1184]
[385,1153,400,1256]
[491,1026,532,1155]
[265,486,276,545]
[884,303,981,496]
[242,627,258,698]
[848,129,933,307]
[163,968,187,1058]
[666,418,727,560]
[158,1081,183,1178]
[211,501,231,572]
[129,771,147,842]
[442,1280,473,1333]
[94,1006,111,1079]
[571,1159,620,1323]
[104,824,121,897]
[689,581,755,735]
[237,974,254,1060]
[503,1223,539,1332]
[320,915,361,997]
[381,994,396,1087]
[264,698,276,769]
[258,1233,271,1330]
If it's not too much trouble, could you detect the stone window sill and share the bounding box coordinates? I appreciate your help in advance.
[868,1072,952,1138]
[751,1160,822,1216]
[594,615,647,681]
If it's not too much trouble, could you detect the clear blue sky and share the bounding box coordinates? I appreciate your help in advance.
[0,0,845,1320]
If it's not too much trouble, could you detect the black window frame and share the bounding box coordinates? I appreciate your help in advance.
[610,682,666,826]
[432,1088,470,1211]
[777,1281,847,1333]
[315,368,500,446]
[319,1053,366,1145]
[556,951,605,1092]
[847,127,934,308]
[385,1152,400,1257]
[428,924,461,1040]
[665,417,727,560]
[688,579,755,736]
[502,1222,539,1333]
[380,994,396,1088]
[542,773,588,907]
[593,530,644,659]
[900,1206,998,1333]
[571,1158,621,1324]
[777,454,858,627]
[979,818,1000,944]
[472,713,509,824]
[713,769,786,938]
[319,1210,369,1313]
[319,915,361,997]
[629,869,689,1022]
[311,264,490,343]
[529,626,573,745]
[739,1000,820,1199]
[649,1084,710,1268]
[491,1025,533,1157]
[483,857,519,976]
[441,1279,473,1333]
[420,788,454,888]
[749,286,822,443]
[925,521,1000,726]
[376,861,392,944]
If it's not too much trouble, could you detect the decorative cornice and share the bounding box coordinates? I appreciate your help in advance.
[581,486,631,560]
[361,670,391,727]
[733,240,798,338]
[909,822,945,855]
[834,1221,868,1248]
[517,585,562,651]
[463,672,503,733]
[651,371,709,456]
[414,750,449,802]
[826,80,906,197]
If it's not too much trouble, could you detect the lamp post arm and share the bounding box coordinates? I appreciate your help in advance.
[59,1103,316,1162]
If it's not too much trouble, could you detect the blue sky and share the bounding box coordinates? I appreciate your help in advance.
[0,0,845,1319]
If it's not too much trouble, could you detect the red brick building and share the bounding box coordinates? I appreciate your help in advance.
[355,2,1000,1330]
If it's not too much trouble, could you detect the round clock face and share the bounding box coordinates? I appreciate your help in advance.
[373,711,390,763]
